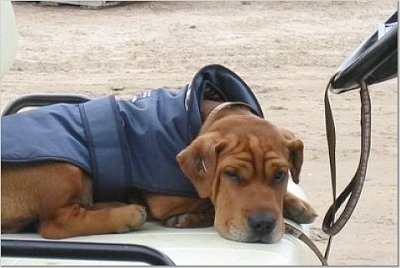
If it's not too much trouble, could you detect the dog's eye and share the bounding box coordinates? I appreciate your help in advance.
[224,169,243,184]
[273,170,287,185]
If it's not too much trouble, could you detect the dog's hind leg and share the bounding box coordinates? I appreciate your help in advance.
[37,165,147,238]
[39,203,147,239]
[2,162,146,239]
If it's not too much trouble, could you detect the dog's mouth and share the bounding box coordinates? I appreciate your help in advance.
[217,216,284,244]
[220,226,284,244]
[254,230,284,244]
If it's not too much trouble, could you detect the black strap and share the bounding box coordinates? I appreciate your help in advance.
[1,239,175,265]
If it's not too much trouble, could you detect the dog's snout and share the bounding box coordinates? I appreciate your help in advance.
[248,212,276,236]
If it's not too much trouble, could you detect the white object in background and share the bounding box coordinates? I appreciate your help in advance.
[0,1,18,79]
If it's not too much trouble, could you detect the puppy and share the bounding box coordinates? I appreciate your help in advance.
[1,99,316,242]
[1,64,317,242]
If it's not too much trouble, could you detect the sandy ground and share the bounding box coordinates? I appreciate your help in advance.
[1,1,398,265]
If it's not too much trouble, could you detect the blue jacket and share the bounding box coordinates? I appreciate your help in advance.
[1,65,264,202]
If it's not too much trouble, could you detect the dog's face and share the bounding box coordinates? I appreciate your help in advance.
[177,113,303,243]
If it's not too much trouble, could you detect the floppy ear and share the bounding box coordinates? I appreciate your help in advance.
[280,129,304,184]
[176,132,226,198]
[287,139,304,184]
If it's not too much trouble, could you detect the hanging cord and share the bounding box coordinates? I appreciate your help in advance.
[284,77,371,266]
[285,223,328,265]
[322,75,372,261]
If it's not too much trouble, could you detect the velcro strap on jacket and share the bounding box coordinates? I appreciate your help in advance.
[79,96,129,203]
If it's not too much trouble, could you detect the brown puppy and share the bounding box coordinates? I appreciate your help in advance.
[1,101,316,242]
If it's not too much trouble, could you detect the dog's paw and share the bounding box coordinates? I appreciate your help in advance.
[116,204,147,233]
[284,197,318,224]
[163,212,214,228]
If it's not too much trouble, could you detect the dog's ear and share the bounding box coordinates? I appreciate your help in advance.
[287,139,304,184]
[177,132,226,198]
[280,129,304,184]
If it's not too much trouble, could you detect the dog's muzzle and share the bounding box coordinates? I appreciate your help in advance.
[248,211,276,237]
[246,211,282,243]
[221,210,282,244]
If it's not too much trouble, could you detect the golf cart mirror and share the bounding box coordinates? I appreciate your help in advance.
[331,11,398,93]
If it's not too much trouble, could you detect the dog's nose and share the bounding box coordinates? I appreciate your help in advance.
[248,212,276,236]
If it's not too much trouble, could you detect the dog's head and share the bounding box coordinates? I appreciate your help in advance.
[177,105,303,243]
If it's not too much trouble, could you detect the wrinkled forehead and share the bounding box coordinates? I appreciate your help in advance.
[226,133,289,162]
[219,118,291,165]
[217,116,287,145]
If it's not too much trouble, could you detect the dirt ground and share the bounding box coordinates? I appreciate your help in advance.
[1,1,398,265]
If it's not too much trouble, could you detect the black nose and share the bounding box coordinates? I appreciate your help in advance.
[248,212,276,236]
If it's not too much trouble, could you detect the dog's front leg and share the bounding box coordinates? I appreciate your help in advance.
[283,191,318,224]
[163,208,215,228]
[144,193,214,228]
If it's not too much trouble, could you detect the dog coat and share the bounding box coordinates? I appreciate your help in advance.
[1,64,264,202]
